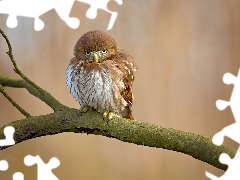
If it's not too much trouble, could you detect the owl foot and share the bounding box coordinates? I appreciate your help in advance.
[103,111,119,121]
[79,106,92,114]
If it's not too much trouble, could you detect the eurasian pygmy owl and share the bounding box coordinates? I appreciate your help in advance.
[66,30,137,120]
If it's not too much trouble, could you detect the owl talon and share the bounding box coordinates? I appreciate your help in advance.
[103,111,119,120]
[79,106,92,113]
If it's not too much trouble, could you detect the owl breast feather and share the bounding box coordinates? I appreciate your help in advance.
[66,64,127,114]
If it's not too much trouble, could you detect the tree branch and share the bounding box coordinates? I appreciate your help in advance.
[0,109,235,171]
[0,85,31,117]
[0,74,67,111]
[0,29,66,111]
[0,29,236,172]
[0,29,67,112]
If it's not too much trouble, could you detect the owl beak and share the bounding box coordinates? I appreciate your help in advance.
[93,52,99,63]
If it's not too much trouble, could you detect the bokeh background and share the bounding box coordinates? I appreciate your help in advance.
[0,0,240,179]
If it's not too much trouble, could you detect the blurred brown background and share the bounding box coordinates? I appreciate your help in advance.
[0,0,240,179]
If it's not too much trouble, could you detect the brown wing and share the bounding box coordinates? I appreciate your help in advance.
[121,77,135,120]
[117,49,137,120]
[122,75,134,107]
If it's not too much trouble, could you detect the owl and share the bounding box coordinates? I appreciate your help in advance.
[66,30,137,120]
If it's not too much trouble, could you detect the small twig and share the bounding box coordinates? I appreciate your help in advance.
[0,86,31,117]
[0,29,41,92]
[0,29,67,112]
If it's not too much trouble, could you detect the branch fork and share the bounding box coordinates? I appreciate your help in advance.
[0,29,236,171]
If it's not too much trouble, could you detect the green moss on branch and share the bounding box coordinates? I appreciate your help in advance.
[0,108,236,171]
[0,74,67,111]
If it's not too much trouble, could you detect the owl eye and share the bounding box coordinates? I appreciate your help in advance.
[101,49,108,54]
[85,51,91,56]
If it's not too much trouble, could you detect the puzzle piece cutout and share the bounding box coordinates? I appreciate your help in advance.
[0,155,60,180]
[77,0,123,30]
[212,70,240,145]
[0,0,122,31]
[206,69,240,179]
[0,0,79,31]
[12,172,24,180]
[1,161,25,180]
[0,160,8,171]
[206,148,240,180]
[0,127,60,179]
[24,155,60,180]
[0,126,15,179]
[0,126,15,146]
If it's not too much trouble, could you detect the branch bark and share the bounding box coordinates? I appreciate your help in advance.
[0,29,236,172]
[0,74,67,111]
[0,108,235,171]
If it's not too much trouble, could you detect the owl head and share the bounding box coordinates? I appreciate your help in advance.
[74,30,120,63]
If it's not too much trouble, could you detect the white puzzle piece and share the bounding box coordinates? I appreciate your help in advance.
[0,160,8,171]
[0,126,15,146]
[206,69,240,179]
[24,155,60,180]
[0,0,122,31]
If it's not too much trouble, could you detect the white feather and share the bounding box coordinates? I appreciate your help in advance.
[66,63,127,114]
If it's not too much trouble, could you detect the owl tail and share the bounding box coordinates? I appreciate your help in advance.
[122,106,135,120]
[127,112,135,120]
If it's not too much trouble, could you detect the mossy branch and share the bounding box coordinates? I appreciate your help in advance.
[0,109,236,171]
[0,74,67,111]
[0,29,236,172]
